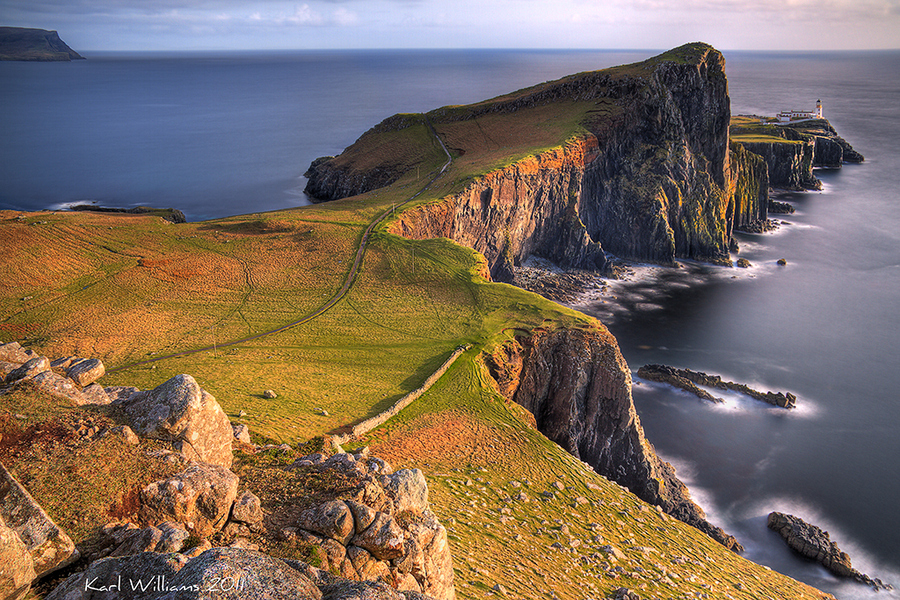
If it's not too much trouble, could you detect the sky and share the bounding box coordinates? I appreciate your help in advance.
[2,0,899,52]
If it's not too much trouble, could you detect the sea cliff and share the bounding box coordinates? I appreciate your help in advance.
[309,44,767,277]
[484,326,742,551]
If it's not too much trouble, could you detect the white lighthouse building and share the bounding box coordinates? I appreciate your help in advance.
[777,100,823,122]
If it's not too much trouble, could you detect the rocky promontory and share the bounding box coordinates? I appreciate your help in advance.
[309,43,766,280]
[0,27,84,61]
[730,116,864,192]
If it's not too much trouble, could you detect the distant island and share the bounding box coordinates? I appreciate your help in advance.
[0,26,84,61]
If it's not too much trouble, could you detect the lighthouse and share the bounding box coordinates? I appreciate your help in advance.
[815,99,823,119]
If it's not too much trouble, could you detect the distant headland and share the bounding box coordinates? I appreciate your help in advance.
[0,26,84,61]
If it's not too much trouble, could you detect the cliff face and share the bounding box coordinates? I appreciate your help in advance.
[390,138,608,280]
[740,138,820,191]
[728,142,769,230]
[484,327,742,551]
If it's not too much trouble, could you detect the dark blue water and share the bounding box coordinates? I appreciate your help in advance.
[2,49,898,598]
[0,49,647,221]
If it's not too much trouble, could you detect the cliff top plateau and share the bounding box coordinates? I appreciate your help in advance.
[0,27,84,61]
[0,43,837,600]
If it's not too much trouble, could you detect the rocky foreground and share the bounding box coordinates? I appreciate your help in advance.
[0,342,454,600]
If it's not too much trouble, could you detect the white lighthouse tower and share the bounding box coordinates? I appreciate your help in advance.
[814,99,823,119]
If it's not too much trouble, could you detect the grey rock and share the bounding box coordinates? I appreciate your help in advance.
[230,491,263,526]
[81,383,111,405]
[0,463,78,578]
[139,462,239,537]
[299,500,355,545]
[231,423,251,445]
[65,358,105,387]
[105,386,141,404]
[0,343,36,365]
[29,371,87,405]
[4,356,50,385]
[351,512,404,561]
[45,552,189,600]
[0,515,36,600]
[384,469,428,515]
[118,375,233,468]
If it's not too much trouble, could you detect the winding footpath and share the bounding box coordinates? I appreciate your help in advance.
[110,119,453,374]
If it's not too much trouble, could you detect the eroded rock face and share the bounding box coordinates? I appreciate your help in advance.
[0,464,79,578]
[117,375,233,468]
[485,327,742,552]
[284,451,455,600]
[139,463,239,538]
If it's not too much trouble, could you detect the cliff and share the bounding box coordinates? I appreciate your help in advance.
[309,43,766,277]
[484,327,742,551]
[0,27,84,61]
[730,116,864,191]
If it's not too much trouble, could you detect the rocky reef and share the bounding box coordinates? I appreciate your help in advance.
[636,364,796,408]
[309,44,767,280]
[0,27,84,62]
[484,327,742,552]
[768,512,892,591]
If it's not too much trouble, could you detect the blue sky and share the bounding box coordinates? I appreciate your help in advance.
[3,0,899,51]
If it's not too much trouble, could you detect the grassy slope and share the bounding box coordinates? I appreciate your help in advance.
[730,115,802,145]
[0,44,832,599]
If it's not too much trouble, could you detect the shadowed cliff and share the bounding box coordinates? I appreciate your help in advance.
[0,27,84,61]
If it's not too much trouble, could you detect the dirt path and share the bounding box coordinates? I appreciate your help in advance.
[109,120,453,374]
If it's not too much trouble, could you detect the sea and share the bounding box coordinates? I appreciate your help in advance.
[2,48,899,598]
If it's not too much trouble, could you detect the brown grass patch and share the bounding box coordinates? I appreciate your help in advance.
[368,409,526,469]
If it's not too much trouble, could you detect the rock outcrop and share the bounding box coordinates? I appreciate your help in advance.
[45,547,437,600]
[484,326,742,552]
[310,44,765,279]
[115,374,234,468]
[738,136,820,191]
[767,512,892,591]
[0,463,78,587]
[281,451,455,599]
[0,344,110,406]
[139,463,240,538]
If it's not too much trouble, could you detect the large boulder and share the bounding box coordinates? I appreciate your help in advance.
[299,501,355,545]
[767,512,853,577]
[0,343,36,365]
[4,356,50,385]
[29,371,87,405]
[382,469,428,515]
[118,375,233,468]
[139,463,239,538]
[0,464,78,578]
[64,358,105,387]
[0,515,36,600]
